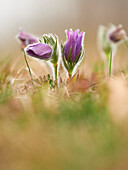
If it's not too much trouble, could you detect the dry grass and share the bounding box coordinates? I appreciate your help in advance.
[0,54,128,170]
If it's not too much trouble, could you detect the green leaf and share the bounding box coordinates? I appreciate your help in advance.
[39,39,42,43]
[43,35,55,46]
[43,36,47,44]
[51,37,58,64]
[61,44,68,70]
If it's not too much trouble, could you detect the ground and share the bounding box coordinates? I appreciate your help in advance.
[0,55,128,170]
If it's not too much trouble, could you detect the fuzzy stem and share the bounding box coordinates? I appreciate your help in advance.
[109,51,112,77]
[23,50,33,81]
[68,70,73,79]
[105,54,109,78]
[124,39,128,48]
[105,51,113,78]
[53,63,58,82]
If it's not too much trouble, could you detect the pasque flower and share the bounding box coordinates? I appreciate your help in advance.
[98,24,127,77]
[109,25,126,43]
[62,29,85,78]
[98,24,126,58]
[26,43,52,60]
[17,29,38,47]
[25,34,59,82]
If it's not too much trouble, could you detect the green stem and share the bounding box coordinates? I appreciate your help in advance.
[105,54,109,78]
[109,51,112,77]
[53,64,58,82]
[23,50,33,81]
[68,70,73,79]
[124,39,128,48]
[105,51,113,78]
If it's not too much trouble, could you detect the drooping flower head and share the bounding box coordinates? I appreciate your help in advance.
[17,29,38,48]
[62,29,85,77]
[26,43,52,60]
[98,24,127,59]
[109,24,127,43]
[25,34,59,81]
[98,24,127,77]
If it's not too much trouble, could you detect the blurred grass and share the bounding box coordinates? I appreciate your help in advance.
[0,56,128,170]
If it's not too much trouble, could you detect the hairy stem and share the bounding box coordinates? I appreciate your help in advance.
[109,51,112,77]
[124,39,128,48]
[53,63,58,82]
[23,50,33,81]
[68,70,73,79]
[105,54,109,78]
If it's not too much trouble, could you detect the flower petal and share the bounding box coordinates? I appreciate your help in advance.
[73,29,79,39]
[69,29,73,35]
[64,39,71,61]
[26,43,52,60]
[65,30,70,39]
[18,29,38,46]
[109,25,126,43]
[76,34,83,56]
[64,29,85,62]
[70,35,77,62]
[64,34,77,62]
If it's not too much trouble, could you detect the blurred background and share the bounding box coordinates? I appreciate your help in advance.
[0,0,128,69]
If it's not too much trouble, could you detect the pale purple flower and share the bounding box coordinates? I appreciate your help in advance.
[17,29,38,47]
[109,25,126,43]
[98,24,127,77]
[26,43,52,60]
[64,29,84,62]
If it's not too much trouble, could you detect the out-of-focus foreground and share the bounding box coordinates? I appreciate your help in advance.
[0,54,128,170]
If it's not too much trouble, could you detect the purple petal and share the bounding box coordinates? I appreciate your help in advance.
[76,34,83,56]
[79,32,84,36]
[70,35,77,62]
[69,29,73,35]
[19,29,31,40]
[109,25,126,43]
[64,29,85,62]
[73,29,79,39]
[64,40,70,60]
[18,29,38,46]
[65,30,70,39]
[26,43,52,60]
[64,34,77,62]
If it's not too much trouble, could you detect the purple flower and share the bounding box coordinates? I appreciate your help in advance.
[17,29,38,47]
[64,29,84,62]
[109,25,126,43]
[26,43,52,60]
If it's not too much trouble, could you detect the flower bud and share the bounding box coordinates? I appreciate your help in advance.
[62,29,85,77]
